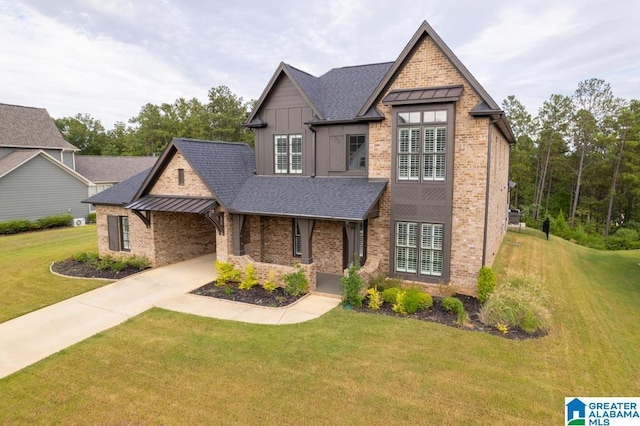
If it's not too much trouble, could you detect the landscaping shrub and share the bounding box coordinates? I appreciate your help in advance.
[382,287,401,304]
[36,214,73,230]
[341,264,364,307]
[366,288,382,310]
[71,252,150,273]
[282,263,308,297]
[0,219,35,234]
[87,212,97,223]
[239,263,259,290]
[478,276,551,334]
[392,291,407,315]
[367,274,401,291]
[215,260,241,286]
[442,296,467,325]
[126,255,151,270]
[262,270,279,293]
[0,214,73,235]
[477,266,497,304]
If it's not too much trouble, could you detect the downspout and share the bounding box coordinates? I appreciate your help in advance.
[482,117,499,266]
[308,123,317,177]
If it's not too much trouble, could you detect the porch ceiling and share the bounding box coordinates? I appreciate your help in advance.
[125,195,217,214]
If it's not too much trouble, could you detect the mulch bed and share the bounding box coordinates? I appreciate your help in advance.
[191,281,303,308]
[352,294,543,340]
[51,259,148,280]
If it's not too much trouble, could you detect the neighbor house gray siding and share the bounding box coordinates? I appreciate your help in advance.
[0,155,89,221]
[0,147,14,159]
[253,76,314,175]
[61,151,75,169]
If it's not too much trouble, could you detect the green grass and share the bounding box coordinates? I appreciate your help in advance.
[0,231,638,424]
[0,225,111,322]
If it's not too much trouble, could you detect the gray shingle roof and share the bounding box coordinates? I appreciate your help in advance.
[173,139,255,207]
[0,103,77,151]
[230,176,388,221]
[284,62,393,121]
[75,155,157,183]
[83,168,152,206]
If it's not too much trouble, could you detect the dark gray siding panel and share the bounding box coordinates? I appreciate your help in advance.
[43,149,63,162]
[315,123,369,176]
[0,155,90,221]
[329,135,346,172]
[107,215,120,250]
[61,151,74,169]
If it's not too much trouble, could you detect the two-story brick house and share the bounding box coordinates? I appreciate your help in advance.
[87,21,514,296]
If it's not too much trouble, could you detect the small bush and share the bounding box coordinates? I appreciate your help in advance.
[366,288,382,310]
[0,219,35,234]
[262,270,279,292]
[341,264,365,307]
[87,212,97,223]
[110,259,128,272]
[282,263,308,297]
[239,263,259,290]
[479,276,551,334]
[126,255,150,270]
[477,266,497,304]
[215,260,241,286]
[382,287,401,304]
[36,214,73,229]
[392,291,407,315]
[442,296,467,325]
[402,288,433,314]
[367,274,398,291]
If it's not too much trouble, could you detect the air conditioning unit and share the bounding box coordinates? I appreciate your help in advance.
[73,218,86,227]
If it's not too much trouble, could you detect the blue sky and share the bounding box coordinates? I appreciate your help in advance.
[1,0,638,127]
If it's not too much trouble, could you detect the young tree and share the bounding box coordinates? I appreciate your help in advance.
[55,113,107,155]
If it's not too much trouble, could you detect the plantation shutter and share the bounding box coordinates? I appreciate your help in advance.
[107,215,120,251]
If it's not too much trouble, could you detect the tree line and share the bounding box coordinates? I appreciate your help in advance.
[504,78,639,237]
[54,85,255,157]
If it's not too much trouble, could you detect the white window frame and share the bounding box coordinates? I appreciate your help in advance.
[397,109,448,182]
[275,134,302,174]
[395,221,443,277]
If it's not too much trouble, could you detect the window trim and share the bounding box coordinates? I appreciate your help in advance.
[293,219,302,257]
[107,215,131,252]
[275,134,303,174]
[178,168,185,186]
[347,134,367,171]
[394,221,444,278]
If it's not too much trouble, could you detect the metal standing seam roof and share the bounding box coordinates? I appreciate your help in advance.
[382,85,463,105]
[125,196,217,214]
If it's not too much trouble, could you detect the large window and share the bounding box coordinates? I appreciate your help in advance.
[397,110,447,181]
[395,221,443,277]
[348,135,366,170]
[107,215,131,252]
[275,134,302,174]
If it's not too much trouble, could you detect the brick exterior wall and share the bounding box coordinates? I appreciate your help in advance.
[367,35,510,296]
[96,205,155,264]
[484,126,510,266]
[149,150,211,197]
[229,254,317,292]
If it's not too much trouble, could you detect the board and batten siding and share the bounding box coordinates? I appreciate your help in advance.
[0,155,89,221]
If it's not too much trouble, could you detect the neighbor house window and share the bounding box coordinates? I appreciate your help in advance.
[397,110,447,182]
[178,168,185,186]
[107,215,131,252]
[348,135,366,170]
[88,184,113,212]
[275,134,302,174]
[395,221,443,277]
[293,219,302,256]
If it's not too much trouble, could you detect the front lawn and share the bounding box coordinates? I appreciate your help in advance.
[0,231,638,424]
[0,225,110,322]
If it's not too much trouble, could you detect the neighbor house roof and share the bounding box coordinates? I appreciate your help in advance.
[133,138,256,209]
[75,155,157,184]
[0,149,90,183]
[230,176,388,221]
[0,103,78,151]
[247,62,393,125]
[83,168,152,206]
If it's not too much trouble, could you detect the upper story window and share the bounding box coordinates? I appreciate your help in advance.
[275,134,302,174]
[397,110,447,182]
[178,168,185,186]
[348,135,366,170]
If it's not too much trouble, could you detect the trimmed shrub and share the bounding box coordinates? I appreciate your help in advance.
[87,212,97,223]
[442,296,467,325]
[36,214,73,229]
[262,270,279,293]
[282,263,308,297]
[341,263,365,307]
[478,276,551,334]
[0,219,35,234]
[477,266,497,304]
[215,260,241,286]
[239,263,259,290]
[366,288,382,310]
[382,287,401,304]
[392,291,407,315]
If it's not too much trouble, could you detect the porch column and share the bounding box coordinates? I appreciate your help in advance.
[344,221,361,268]
[298,218,315,264]
[232,214,246,256]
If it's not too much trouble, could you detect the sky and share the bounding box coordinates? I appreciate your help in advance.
[1,0,638,128]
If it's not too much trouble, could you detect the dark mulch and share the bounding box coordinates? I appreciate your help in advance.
[352,293,543,340]
[51,259,148,280]
[191,281,303,308]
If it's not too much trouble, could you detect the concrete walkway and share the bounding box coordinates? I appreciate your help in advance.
[0,254,340,379]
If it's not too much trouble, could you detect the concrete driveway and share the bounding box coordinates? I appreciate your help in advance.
[0,253,340,379]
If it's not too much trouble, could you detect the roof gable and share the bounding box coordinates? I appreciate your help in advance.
[75,156,157,184]
[0,149,90,184]
[0,103,78,151]
[132,138,255,209]
[83,168,152,206]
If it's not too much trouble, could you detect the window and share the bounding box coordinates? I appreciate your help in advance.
[395,221,443,277]
[397,109,448,182]
[275,134,303,174]
[348,135,366,170]
[359,221,367,264]
[178,168,185,186]
[107,215,131,252]
[293,219,302,256]
[88,184,113,212]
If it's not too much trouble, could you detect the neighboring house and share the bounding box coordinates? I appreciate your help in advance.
[86,21,515,296]
[0,103,155,222]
